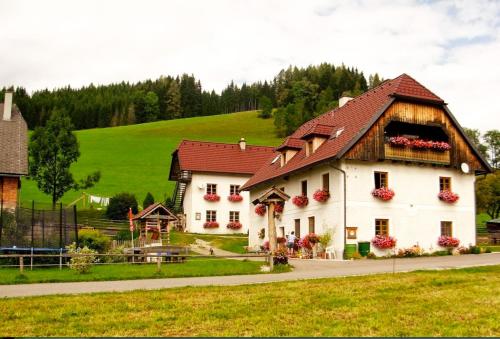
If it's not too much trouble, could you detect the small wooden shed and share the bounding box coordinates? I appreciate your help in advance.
[133,203,178,245]
[486,219,500,244]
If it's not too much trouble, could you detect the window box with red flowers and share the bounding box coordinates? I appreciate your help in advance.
[292,195,309,207]
[203,221,219,228]
[313,189,330,202]
[388,136,411,147]
[371,187,395,201]
[228,194,243,202]
[204,194,220,202]
[432,141,451,151]
[227,221,242,230]
[438,236,460,248]
[372,235,397,249]
[255,204,266,216]
[438,190,459,203]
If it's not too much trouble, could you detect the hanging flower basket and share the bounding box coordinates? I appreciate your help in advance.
[438,190,459,203]
[371,187,395,201]
[313,189,330,202]
[228,194,243,202]
[438,236,460,248]
[292,195,309,207]
[372,235,397,249]
[274,203,284,214]
[255,204,266,216]
[203,221,219,228]
[227,221,242,230]
[388,136,410,147]
[204,194,220,202]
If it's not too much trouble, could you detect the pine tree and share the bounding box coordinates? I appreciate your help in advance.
[165,81,182,119]
[143,192,155,209]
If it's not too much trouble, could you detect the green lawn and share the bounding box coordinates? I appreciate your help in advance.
[169,231,248,254]
[0,266,498,336]
[0,259,266,285]
[21,111,282,207]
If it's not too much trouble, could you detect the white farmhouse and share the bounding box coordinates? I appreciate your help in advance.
[169,139,274,234]
[241,74,492,257]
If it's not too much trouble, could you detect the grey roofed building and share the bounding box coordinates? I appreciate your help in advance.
[0,102,28,176]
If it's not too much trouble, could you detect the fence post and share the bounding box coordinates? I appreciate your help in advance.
[156,254,161,272]
[19,256,24,273]
[59,248,63,270]
[59,203,63,248]
[31,200,35,248]
[41,210,45,247]
[73,205,78,244]
[30,247,33,270]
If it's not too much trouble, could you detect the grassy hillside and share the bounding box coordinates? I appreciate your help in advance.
[21,111,281,207]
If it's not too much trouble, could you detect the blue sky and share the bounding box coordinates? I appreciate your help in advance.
[0,0,499,131]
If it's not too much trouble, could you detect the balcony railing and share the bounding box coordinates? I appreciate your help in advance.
[384,144,450,165]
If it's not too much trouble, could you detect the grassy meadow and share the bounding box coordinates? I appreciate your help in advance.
[21,111,281,207]
[0,265,498,336]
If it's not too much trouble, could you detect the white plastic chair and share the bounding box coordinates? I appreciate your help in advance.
[325,245,336,260]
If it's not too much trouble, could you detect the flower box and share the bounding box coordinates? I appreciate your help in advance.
[313,189,330,202]
[204,194,220,202]
[292,195,309,207]
[388,136,410,147]
[203,221,219,228]
[228,194,243,202]
[438,236,460,248]
[432,141,451,151]
[227,221,242,230]
[255,204,266,216]
[386,138,451,152]
[371,187,395,201]
[438,190,459,203]
[372,235,397,249]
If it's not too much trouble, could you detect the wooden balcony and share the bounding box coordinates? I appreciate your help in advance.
[384,144,450,165]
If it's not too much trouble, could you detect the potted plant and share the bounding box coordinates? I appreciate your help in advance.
[227,221,242,230]
[371,235,396,249]
[318,232,332,259]
[313,189,330,202]
[371,187,395,201]
[438,190,459,203]
[292,195,309,207]
[228,194,243,202]
[255,204,266,216]
[203,221,219,228]
[204,194,220,202]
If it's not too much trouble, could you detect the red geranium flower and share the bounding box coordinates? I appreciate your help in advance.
[438,236,460,248]
[204,194,220,202]
[313,189,330,202]
[255,204,266,216]
[203,221,219,228]
[228,194,243,202]
[438,190,459,203]
[372,187,395,201]
[292,195,309,207]
[227,221,242,230]
[372,235,397,249]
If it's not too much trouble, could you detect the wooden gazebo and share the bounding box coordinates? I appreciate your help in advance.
[133,203,178,246]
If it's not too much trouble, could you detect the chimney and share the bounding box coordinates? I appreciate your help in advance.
[3,90,13,121]
[238,137,246,151]
[339,96,353,108]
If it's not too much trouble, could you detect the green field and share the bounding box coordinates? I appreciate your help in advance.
[0,259,266,285]
[21,111,281,207]
[0,265,498,336]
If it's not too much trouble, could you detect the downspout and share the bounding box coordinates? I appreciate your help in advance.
[329,161,346,258]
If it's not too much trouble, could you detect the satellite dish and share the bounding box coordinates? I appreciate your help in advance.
[461,163,470,174]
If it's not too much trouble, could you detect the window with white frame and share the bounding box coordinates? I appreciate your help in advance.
[206,183,217,195]
[229,211,240,222]
[206,210,217,222]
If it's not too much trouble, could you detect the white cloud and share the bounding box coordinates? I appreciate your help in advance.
[0,0,499,130]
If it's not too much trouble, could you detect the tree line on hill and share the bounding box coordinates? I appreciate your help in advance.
[0,64,381,133]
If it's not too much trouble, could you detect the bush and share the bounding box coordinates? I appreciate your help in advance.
[66,243,96,274]
[469,245,481,254]
[273,248,288,265]
[143,192,155,209]
[366,252,377,259]
[77,229,111,253]
[102,246,126,263]
[115,229,139,241]
[106,192,138,220]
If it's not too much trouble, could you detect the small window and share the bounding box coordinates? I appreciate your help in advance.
[307,140,314,155]
[322,173,330,191]
[441,221,452,237]
[206,183,217,195]
[440,177,451,191]
[206,210,217,222]
[301,180,307,196]
[375,219,389,236]
[230,185,240,195]
[229,211,240,222]
[294,219,301,238]
[374,172,388,189]
[308,216,315,234]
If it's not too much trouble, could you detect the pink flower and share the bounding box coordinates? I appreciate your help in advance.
[372,187,395,201]
[204,194,220,202]
[226,221,242,230]
[432,141,451,151]
[438,236,460,248]
[292,195,309,207]
[228,194,243,202]
[388,136,410,147]
[438,190,459,203]
[372,235,397,249]
[313,189,330,202]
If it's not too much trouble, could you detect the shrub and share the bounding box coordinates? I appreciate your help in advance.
[273,248,288,265]
[485,248,492,253]
[106,192,138,220]
[469,245,481,254]
[115,229,139,241]
[143,192,155,209]
[102,245,126,263]
[366,252,377,259]
[77,229,111,253]
[67,243,96,274]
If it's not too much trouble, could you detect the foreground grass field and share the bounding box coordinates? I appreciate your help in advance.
[21,111,282,206]
[0,259,264,285]
[1,266,498,336]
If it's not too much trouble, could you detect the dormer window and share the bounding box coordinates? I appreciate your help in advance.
[276,137,303,167]
[300,123,334,156]
[307,140,314,156]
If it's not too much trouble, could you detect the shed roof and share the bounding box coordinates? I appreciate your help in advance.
[0,104,28,176]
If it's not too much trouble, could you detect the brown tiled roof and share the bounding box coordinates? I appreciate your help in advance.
[240,74,447,190]
[172,140,276,175]
[301,123,335,139]
[275,137,304,151]
[0,104,28,176]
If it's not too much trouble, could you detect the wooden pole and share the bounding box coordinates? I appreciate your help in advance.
[267,202,277,271]
[19,256,24,273]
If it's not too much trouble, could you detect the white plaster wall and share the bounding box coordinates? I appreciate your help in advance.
[183,172,252,234]
[247,160,476,256]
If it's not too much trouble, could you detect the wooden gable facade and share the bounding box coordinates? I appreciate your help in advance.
[345,99,491,174]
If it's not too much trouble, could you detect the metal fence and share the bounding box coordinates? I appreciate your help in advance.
[0,203,77,249]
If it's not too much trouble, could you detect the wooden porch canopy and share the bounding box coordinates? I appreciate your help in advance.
[133,203,178,222]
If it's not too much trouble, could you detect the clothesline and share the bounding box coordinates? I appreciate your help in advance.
[88,194,110,206]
